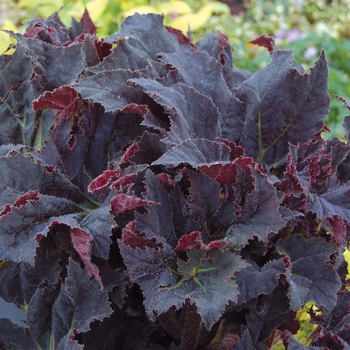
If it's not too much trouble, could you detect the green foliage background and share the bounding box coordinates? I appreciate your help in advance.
[1,0,350,348]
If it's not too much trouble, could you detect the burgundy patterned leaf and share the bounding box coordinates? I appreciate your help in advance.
[110,193,155,216]
[70,228,102,287]
[184,168,284,246]
[0,10,348,349]
[32,85,79,116]
[80,8,96,35]
[250,34,275,52]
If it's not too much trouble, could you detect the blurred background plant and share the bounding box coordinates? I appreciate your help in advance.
[1,1,350,346]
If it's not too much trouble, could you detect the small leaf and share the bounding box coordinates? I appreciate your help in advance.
[110,193,155,216]
[70,228,102,287]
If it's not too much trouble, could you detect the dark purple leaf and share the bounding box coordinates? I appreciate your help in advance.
[308,291,350,345]
[74,69,143,112]
[0,195,80,264]
[157,51,245,141]
[282,140,350,229]
[196,31,244,90]
[82,35,101,68]
[0,151,86,207]
[0,261,24,306]
[235,329,255,350]
[121,241,246,329]
[0,42,56,147]
[80,205,115,259]
[277,234,341,311]
[27,282,60,349]
[52,258,112,345]
[132,169,179,246]
[127,131,168,165]
[13,31,84,90]
[23,13,73,45]
[84,108,146,180]
[131,79,221,145]
[89,36,156,73]
[105,13,193,57]
[0,319,37,350]
[57,336,84,350]
[283,332,323,349]
[236,50,329,166]
[153,138,231,166]
[308,186,350,223]
[313,331,350,349]
[225,169,284,246]
[245,284,291,344]
[235,259,286,304]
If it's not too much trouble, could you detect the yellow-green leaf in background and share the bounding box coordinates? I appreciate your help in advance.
[0,20,18,54]
[120,0,150,12]
[168,2,230,32]
[66,0,108,23]
[344,248,350,282]
[169,7,210,32]
[86,0,109,22]
[19,0,64,18]
[207,1,231,14]
[123,5,161,18]
[158,0,192,16]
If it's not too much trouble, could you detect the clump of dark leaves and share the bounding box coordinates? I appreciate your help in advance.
[0,9,349,350]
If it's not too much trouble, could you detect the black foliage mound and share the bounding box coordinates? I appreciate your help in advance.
[0,10,350,349]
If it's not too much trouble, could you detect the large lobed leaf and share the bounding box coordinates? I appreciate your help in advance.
[52,259,112,345]
[235,50,330,166]
[277,234,341,312]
